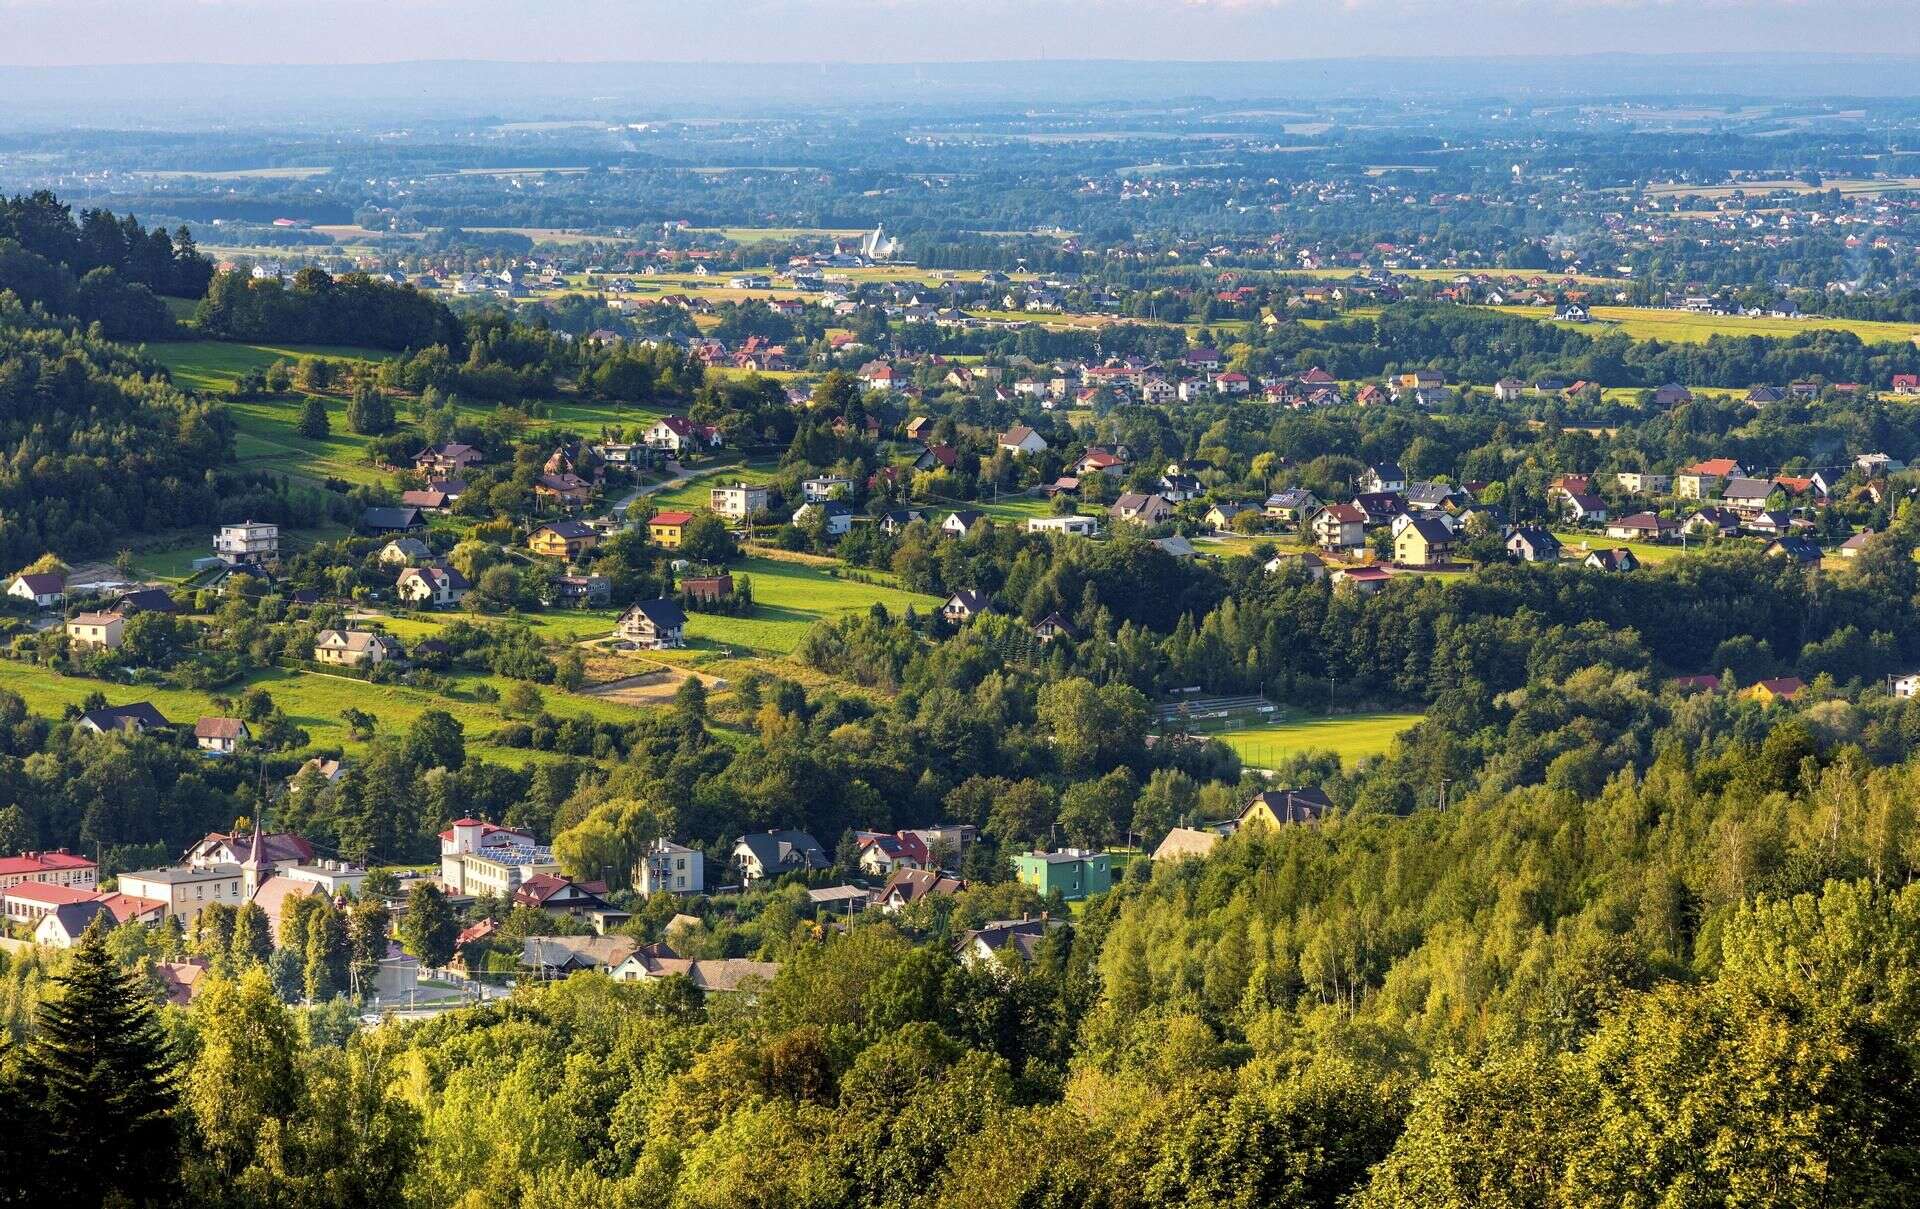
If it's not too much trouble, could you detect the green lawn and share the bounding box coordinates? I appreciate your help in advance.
[1549,531,1689,566]
[1187,711,1426,767]
[0,659,632,767]
[148,341,388,393]
[649,460,780,512]
[684,555,942,655]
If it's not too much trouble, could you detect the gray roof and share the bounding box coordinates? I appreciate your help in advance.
[733,829,828,875]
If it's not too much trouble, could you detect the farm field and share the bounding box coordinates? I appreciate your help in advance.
[1187,710,1426,766]
[1488,304,1920,345]
[0,659,625,768]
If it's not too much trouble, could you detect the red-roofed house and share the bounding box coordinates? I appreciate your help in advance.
[2,879,100,926]
[0,849,97,892]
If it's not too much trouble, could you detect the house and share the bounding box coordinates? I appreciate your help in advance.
[7,572,65,608]
[1746,677,1807,705]
[643,416,722,453]
[1894,374,1920,396]
[1560,493,1609,525]
[115,863,244,921]
[1240,787,1332,829]
[438,819,556,898]
[1032,612,1079,643]
[1746,384,1788,406]
[378,537,432,566]
[77,702,170,735]
[1494,377,1527,402]
[874,868,967,913]
[0,850,96,893]
[400,488,453,512]
[731,830,829,883]
[2,880,100,928]
[534,473,593,508]
[1838,530,1875,559]
[1675,458,1747,500]
[998,426,1049,456]
[213,520,279,565]
[1075,447,1129,477]
[708,482,770,519]
[547,574,612,607]
[1264,551,1329,581]
[1153,535,1198,560]
[359,506,425,535]
[1311,503,1368,552]
[614,599,688,649]
[1744,510,1795,538]
[1652,383,1694,408]
[647,511,695,549]
[942,589,991,624]
[1108,493,1175,526]
[636,839,705,896]
[681,573,733,604]
[1263,489,1319,522]
[1151,827,1222,862]
[914,444,960,473]
[511,873,611,919]
[65,611,124,651]
[34,900,113,948]
[1684,507,1742,538]
[111,587,178,616]
[1394,515,1457,568]
[941,510,987,538]
[1334,565,1393,594]
[414,443,483,477]
[1505,526,1562,563]
[877,508,925,535]
[192,717,249,756]
[1353,492,1409,527]
[529,520,601,560]
[1013,849,1111,902]
[1613,471,1671,495]
[1204,502,1249,531]
[1584,548,1639,573]
[1607,512,1678,542]
[954,917,1064,968]
[801,475,854,503]
[792,501,854,537]
[289,757,346,791]
[186,830,315,871]
[1766,536,1824,566]
[395,565,471,608]
[1027,515,1099,538]
[1721,478,1778,516]
[1360,463,1407,494]
[1404,482,1466,512]
[312,629,401,668]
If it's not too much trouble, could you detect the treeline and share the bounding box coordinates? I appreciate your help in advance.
[194,269,465,351]
[0,192,212,339]
[0,316,234,565]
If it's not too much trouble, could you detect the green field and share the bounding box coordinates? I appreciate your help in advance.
[0,659,631,768]
[148,341,668,489]
[683,555,942,655]
[647,460,781,512]
[1489,305,1920,346]
[1190,711,1426,766]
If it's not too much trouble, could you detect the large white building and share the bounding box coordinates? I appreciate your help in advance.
[636,839,705,896]
[117,863,245,921]
[439,819,560,897]
[214,520,279,564]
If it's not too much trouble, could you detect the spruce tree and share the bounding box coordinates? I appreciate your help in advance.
[296,395,329,439]
[23,918,179,1205]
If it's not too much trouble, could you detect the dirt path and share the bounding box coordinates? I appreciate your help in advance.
[578,665,728,705]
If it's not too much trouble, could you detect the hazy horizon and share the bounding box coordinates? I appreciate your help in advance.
[5,1,1919,68]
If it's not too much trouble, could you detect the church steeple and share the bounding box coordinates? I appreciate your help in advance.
[241,811,272,899]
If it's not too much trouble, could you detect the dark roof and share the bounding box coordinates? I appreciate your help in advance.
[537,519,598,540]
[79,702,171,732]
[1768,536,1823,563]
[1246,787,1332,824]
[945,589,990,614]
[360,506,424,531]
[622,598,688,630]
[1401,515,1455,545]
[734,829,829,874]
[112,588,179,614]
[42,899,111,938]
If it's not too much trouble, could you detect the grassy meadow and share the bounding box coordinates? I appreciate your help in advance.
[1187,710,1426,767]
[1488,304,1920,346]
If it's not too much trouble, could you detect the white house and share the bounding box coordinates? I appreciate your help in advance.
[439,819,556,898]
[213,520,279,564]
[998,426,1049,456]
[6,572,65,609]
[636,839,705,896]
[395,564,471,608]
[1026,515,1099,537]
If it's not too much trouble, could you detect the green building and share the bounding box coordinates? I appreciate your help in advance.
[1013,848,1112,901]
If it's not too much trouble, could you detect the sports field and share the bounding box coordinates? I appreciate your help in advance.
[1185,710,1425,766]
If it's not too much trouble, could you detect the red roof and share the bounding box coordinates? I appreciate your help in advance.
[0,851,95,877]
[2,881,98,906]
[1683,458,1741,477]
[650,511,695,526]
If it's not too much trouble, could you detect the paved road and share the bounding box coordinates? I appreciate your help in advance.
[610,458,690,516]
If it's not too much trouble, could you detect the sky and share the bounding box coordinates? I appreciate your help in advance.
[2,0,1915,66]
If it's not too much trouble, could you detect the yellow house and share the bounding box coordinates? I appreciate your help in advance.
[648,511,695,549]
[1393,516,1457,568]
[528,520,600,560]
[1238,788,1331,830]
[1744,677,1805,705]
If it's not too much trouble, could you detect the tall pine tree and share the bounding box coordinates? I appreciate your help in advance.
[22,918,179,1205]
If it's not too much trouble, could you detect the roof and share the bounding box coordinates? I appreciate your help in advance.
[1245,787,1332,824]
[1682,458,1742,477]
[12,572,63,593]
[40,900,111,938]
[955,917,1060,962]
[194,717,248,740]
[649,511,695,526]
[733,829,829,874]
[1320,503,1366,524]
[361,506,424,530]
[1152,827,1221,861]
[1722,478,1776,500]
[79,702,171,732]
[878,867,967,904]
[249,874,323,926]
[195,831,316,865]
[120,863,241,885]
[536,520,598,540]
[1753,676,1807,698]
[512,873,608,908]
[112,588,178,614]
[1401,515,1455,545]
[93,892,164,924]
[2,881,100,906]
[0,850,93,877]
[621,598,688,630]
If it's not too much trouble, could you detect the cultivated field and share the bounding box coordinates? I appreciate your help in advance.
[1185,710,1426,766]
[1489,304,1920,345]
